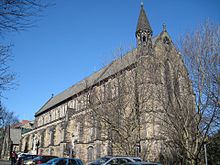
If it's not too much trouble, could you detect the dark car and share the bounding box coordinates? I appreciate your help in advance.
[17,154,38,165]
[32,155,58,164]
[88,156,142,165]
[40,157,84,165]
[88,156,112,165]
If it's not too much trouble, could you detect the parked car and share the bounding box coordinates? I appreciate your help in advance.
[32,155,58,164]
[88,156,142,165]
[88,156,112,165]
[40,157,84,165]
[17,154,38,165]
[125,162,162,165]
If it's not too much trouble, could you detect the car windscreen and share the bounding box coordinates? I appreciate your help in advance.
[33,156,43,161]
[133,158,142,162]
[47,158,60,164]
[22,155,37,160]
[94,157,111,164]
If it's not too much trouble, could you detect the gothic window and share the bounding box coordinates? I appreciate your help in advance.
[60,106,63,117]
[49,113,51,123]
[143,35,146,42]
[79,121,84,140]
[72,100,76,109]
[107,142,113,155]
[96,120,101,139]
[115,80,119,97]
[87,146,94,162]
[75,123,80,140]
[90,125,95,141]
[82,95,86,109]
[78,98,82,110]
[112,79,119,99]
[57,109,60,119]
[31,135,34,150]
[173,70,181,96]
[100,85,105,101]
[75,99,78,111]
[111,80,117,99]
[52,110,55,121]
[164,60,173,100]
[81,96,84,109]
[55,109,57,119]
[163,36,171,51]
[96,87,101,103]
[49,130,53,145]
[81,98,84,109]
[40,132,44,147]
[163,36,170,45]
[86,92,90,106]
[60,128,65,142]
[64,104,67,115]
[42,116,45,125]
[49,148,54,156]
[45,114,49,124]
[89,88,96,104]
[105,82,111,100]
[96,144,101,159]
[24,141,28,153]
[119,72,125,94]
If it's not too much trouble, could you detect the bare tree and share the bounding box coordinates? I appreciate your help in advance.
[180,21,220,164]
[0,102,19,157]
[0,1,51,156]
[86,48,143,156]
[0,102,18,127]
[0,44,15,97]
[83,46,163,161]
[0,0,52,98]
[0,0,51,35]
[157,21,220,165]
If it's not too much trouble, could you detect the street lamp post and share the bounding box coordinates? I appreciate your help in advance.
[204,143,208,165]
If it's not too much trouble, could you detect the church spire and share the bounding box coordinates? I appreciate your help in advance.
[136,3,153,54]
[136,3,152,37]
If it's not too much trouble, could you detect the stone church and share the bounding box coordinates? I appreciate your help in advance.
[20,3,194,164]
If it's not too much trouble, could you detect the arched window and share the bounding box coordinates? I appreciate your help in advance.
[163,36,170,45]
[87,146,94,162]
[143,35,146,42]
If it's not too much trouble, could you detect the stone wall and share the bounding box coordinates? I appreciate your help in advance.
[20,31,194,164]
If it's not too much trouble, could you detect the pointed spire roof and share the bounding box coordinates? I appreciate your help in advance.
[136,3,152,34]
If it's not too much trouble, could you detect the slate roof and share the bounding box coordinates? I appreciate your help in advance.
[35,1,160,117]
[136,4,152,34]
[35,34,161,117]
[35,49,138,117]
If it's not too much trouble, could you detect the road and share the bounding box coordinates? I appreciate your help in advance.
[0,160,10,165]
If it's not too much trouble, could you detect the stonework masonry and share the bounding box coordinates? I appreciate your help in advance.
[20,4,194,164]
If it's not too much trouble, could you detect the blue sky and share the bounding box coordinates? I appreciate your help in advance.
[2,0,220,120]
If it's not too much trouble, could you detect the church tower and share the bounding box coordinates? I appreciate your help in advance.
[136,3,152,55]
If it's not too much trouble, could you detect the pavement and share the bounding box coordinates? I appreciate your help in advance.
[0,160,10,165]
